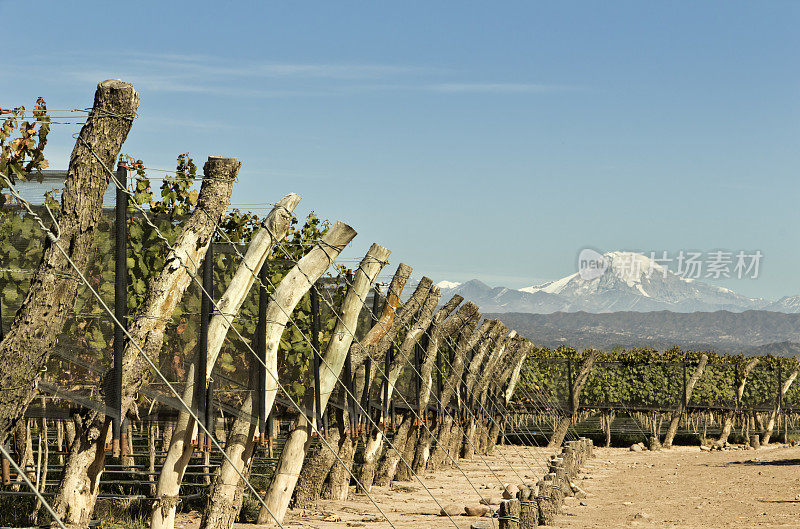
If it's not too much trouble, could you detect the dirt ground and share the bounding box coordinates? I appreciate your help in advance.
[176,443,800,529]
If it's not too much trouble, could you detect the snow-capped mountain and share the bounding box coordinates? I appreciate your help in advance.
[437,251,779,314]
[765,295,800,313]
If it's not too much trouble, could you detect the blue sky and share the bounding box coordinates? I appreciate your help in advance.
[2,1,798,299]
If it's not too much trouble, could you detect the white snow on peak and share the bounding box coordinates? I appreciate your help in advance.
[605,251,667,287]
[436,280,462,289]
[520,273,579,295]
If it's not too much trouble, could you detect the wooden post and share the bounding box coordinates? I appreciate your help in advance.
[53,153,237,526]
[547,351,597,449]
[499,498,521,529]
[0,80,139,446]
[259,244,390,524]
[718,357,759,446]
[663,354,708,448]
[202,222,358,529]
[763,358,799,444]
[148,194,300,529]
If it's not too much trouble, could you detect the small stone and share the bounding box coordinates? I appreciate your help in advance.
[439,504,461,517]
[633,512,650,520]
[502,484,520,499]
[630,443,643,452]
[464,504,492,517]
[479,496,501,506]
[579,501,588,506]
[471,523,491,529]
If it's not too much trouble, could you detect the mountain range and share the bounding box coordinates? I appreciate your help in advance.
[433,251,800,355]
[487,311,800,355]
[436,251,799,314]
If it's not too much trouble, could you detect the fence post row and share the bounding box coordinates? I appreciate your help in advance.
[112,164,128,456]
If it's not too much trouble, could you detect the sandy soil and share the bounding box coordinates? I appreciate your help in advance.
[176,443,800,529]
[559,445,800,529]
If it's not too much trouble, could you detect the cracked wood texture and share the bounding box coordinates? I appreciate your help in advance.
[0,80,139,444]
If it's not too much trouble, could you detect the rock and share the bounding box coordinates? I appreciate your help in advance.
[630,443,643,452]
[464,504,492,517]
[518,485,531,500]
[471,523,491,529]
[502,484,520,499]
[633,512,650,520]
[439,504,461,517]
[580,501,588,506]
[479,496,501,506]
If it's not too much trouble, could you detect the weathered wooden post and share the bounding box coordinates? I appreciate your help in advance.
[717,357,759,446]
[762,358,799,444]
[201,221,356,529]
[547,351,597,448]
[519,497,539,528]
[54,153,237,526]
[536,478,557,525]
[258,244,390,524]
[410,295,464,472]
[426,309,482,470]
[499,498,521,529]
[0,80,139,445]
[663,354,708,448]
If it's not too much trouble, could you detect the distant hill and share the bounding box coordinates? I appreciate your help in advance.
[487,310,800,355]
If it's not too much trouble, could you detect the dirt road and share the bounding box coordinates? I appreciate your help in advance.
[561,445,800,529]
[173,443,800,528]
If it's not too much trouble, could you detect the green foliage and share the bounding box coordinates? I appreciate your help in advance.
[520,346,799,411]
[0,149,341,405]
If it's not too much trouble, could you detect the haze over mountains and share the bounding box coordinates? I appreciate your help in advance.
[435,251,800,355]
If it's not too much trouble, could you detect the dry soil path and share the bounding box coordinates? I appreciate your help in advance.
[560,445,800,529]
[174,444,800,529]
